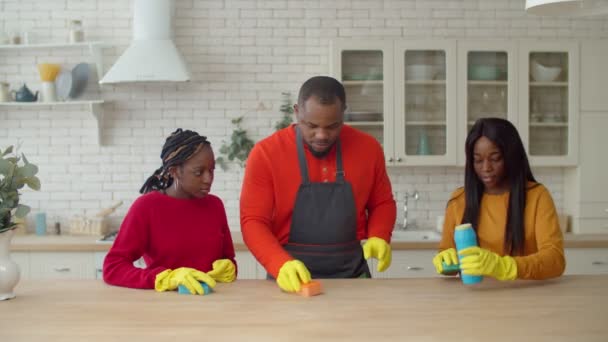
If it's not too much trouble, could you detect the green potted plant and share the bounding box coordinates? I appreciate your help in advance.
[0,145,40,300]
[274,92,294,131]
[216,117,255,171]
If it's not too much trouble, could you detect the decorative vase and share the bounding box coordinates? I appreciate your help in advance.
[41,81,57,102]
[417,131,431,155]
[0,229,20,300]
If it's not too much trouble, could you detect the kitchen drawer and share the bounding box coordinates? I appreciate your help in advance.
[235,251,257,279]
[29,252,96,279]
[575,218,608,234]
[372,250,438,278]
[578,202,608,218]
[564,248,608,275]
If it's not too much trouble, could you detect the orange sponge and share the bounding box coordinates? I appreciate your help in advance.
[298,280,322,297]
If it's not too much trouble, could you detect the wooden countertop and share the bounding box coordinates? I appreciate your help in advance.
[10,232,608,252]
[1,276,607,341]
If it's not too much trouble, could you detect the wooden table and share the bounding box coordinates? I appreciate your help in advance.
[1,276,607,341]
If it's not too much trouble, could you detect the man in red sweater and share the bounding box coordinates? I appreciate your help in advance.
[240,76,396,293]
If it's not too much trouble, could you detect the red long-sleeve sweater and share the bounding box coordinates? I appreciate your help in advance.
[103,191,236,289]
[240,124,396,278]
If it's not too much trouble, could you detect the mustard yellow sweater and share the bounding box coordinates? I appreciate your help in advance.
[439,183,565,280]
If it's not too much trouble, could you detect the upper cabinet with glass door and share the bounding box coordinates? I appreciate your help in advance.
[518,42,579,166]
[457,42,518,165]
[394,41,456,165]
[330,40,394,161]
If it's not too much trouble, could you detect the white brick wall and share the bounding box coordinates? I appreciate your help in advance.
[1,0,606,232]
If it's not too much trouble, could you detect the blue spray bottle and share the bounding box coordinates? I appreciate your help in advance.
[454,223,483,285]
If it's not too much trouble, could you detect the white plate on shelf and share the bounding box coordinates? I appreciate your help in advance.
[55,71,72,101]
[69,63,89,99]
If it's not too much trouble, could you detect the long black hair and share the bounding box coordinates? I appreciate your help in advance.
[140,128,210,194]
[462,118,536,255]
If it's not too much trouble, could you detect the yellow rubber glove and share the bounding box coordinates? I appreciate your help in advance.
[363,237,392,272]
[458,246,518,281]
[432,248,459,274]
[154,267,217,295]
[276,260,311,293]
[207,259,236,283]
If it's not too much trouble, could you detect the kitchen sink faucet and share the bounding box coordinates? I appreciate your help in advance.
[402,190,419,230]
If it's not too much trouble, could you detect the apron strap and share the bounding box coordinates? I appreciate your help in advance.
[295,126,310,184]
[295,126,345,184]
[335,139,345,183]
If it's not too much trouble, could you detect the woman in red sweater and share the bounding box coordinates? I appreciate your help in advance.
[103,129,237,294]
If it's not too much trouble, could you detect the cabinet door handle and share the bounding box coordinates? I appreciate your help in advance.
[397,157,402,162]
[53,267,71,272]
[592,261,606,265]
[407,266,423,271]
[388,157,394,162]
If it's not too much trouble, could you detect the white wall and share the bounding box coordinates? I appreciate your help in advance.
[1,0,607,232]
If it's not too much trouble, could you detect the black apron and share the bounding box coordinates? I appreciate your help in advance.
[282,127,371,278]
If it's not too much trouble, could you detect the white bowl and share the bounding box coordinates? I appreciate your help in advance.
[530,60,561,82]
[406,64,435,80]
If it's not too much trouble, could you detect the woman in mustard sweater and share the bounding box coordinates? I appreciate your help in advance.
[433,118,565,280]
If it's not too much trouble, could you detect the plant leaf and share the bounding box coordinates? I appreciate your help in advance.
[15,204,30,218]
[2,145,13,156]
[25,176,41,191]
[0,158,11,175]
[17,163,38,178]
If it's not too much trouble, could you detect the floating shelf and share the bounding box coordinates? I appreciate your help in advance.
[343,80,384,86]
[0,42,105,50]
[467,80,508,86]
[345,121,383,126]
[530,81,568,87]
[0,42,106,83]
[405,121,446,126]
[530,122,568,127]
[405,80,446,85]
[0,100,105,145]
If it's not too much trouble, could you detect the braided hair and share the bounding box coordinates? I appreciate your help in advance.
[140,128,210,194]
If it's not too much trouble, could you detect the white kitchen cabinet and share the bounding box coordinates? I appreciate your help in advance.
[330,39,394,160]
[370,250,437,278]
[580,40,608,112]
[518,41,579,166]
[29,252,96,279]
[235,251,266,280]
[457,41,518,166]
[564,112,608,233]
[331,40,457,166]
[332,39,580,167]
[564,248,608,275]
[394,41,457,165]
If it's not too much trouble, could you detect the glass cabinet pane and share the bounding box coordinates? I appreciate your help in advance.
[528,52,569,156]
[466,51,509,131]
[341,50,384,146]
[403,50,447,156]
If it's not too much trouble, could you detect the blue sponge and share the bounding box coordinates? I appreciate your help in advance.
[178,282,212,295]
[441,262,461,274]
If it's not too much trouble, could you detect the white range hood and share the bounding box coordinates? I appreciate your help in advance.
[99,0,190,84]
[525,0,608,16]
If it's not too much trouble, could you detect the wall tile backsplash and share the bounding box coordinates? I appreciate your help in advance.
[1,0,606,232]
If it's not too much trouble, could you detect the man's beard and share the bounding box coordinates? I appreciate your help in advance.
[306,141,335,159]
